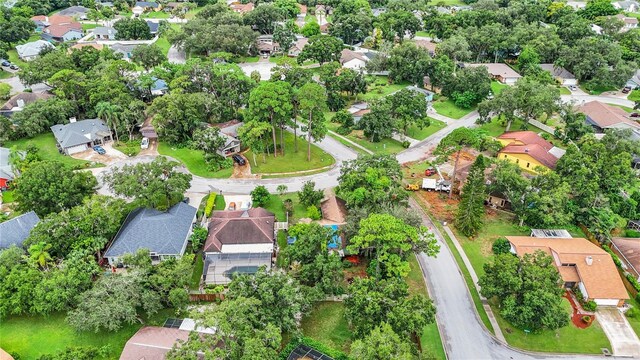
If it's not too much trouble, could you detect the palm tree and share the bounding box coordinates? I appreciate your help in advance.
[29,242,53,270]
[96,101,121,143]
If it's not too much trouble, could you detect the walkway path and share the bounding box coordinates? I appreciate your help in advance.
[529,119,556,134]
[327,130,373,155]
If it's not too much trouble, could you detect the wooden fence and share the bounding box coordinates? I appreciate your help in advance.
[189,293,225,302]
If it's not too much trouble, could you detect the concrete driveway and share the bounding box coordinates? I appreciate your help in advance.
[71,142,128,165]
[239,58,276,80]
[597,307,640,357]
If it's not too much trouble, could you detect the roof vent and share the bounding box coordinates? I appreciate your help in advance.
[524,148,529,153]
[586,256,593,266]
[69,117,76,123]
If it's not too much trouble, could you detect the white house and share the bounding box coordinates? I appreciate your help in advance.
[15,40,55,61]
[203,208,275,285]
[340,49,369,70]
[539,64,578,86]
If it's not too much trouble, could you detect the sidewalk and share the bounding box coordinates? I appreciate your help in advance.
[327,130,374,155]
[442,225,507,342]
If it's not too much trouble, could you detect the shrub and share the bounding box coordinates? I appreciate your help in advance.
[540,132,551,141]
[336,125,352,135]
[626,307,639,319]
[283,198,293,215]
[602,245,622,267]
[306,205,321,220]
[401,140,410,148]
[626,229,640,238]
[492,237,511,255]
[251,185,271,207]
[626,273,640,292]
[583,300,597,312]
[205,284,225,294]
[204,194,216,217]
[581,315,592,324]
[190,225,208,252]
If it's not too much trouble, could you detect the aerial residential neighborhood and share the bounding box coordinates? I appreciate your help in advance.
[0,0,640,359]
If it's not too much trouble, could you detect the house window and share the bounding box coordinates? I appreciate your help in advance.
[515,159,519,164]
[503,155,507,158]
[526,162,530,168]
[150,252,160,261]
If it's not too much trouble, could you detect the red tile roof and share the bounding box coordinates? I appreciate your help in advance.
[498,131,560,169]
[204,208,275,252]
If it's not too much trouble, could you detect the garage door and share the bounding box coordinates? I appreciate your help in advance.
[595,298,620,306]
[66,144,87,154]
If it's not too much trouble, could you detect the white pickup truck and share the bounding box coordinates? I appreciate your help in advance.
[422,178,451,192]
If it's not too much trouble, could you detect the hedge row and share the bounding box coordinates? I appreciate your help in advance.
[204,194,216,217]
[602,245,622,267]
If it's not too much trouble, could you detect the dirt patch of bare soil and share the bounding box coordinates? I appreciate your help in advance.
[231,155,259,179]
[416,190,460,223]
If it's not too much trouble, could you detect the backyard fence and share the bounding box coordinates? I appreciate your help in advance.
[189,293,225,302]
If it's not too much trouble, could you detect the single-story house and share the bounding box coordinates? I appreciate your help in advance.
[288,36,308,57]
[0,147,24,190]
[93,26,117,40]
[616,14,639,32]
[15,40,55,61]
[150,77,168,96]
[319,195,348,226]
[230,2,254,13]
[466,63,522,85]
[110,43,138,60]
[42,23,83,42]
[146,20,159,35]
[31,15,49,31]
[539,64,577,86]
[486,192,510,209]
[340,49,369,70]
[507,236,629,307]
[133,1,160,15]
[497,131,565,172]
[119,326,190,360]
[214,120,242,157]
[406,85,435,102]
[613,0,640,12]
[104,202,197,266]
[51,118,112,155]
[0,92,52,117]
[347,102,369,123]
[0,211,40,249]
[414,39,437,56]
[627,69,640,89]
[372,7,386,17]
[57,6,89,20]
[591,23,603,35]
[164,2,181,11]
[610,237,640,282]
[577,101,640,141]
[203,208,275,285]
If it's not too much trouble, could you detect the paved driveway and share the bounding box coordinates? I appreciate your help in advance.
[71,142,127,164]
[597,307,640,357]
[238,59,276,80]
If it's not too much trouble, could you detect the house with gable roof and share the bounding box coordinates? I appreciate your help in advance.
[51,118,112,155]
[577,101,640,141]
[0,211,40,249]
[497,131,565,173]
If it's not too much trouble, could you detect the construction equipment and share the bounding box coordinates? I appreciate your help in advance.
[425,167,436,176]
[405,183,420,191]
[422,178,451,192]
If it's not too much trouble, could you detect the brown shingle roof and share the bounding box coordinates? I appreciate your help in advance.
[120,326,190,360]
[611,237,640,275]
[230,2,254,13]
[320,195,347,224]
[47,14,75,25]
[414,40,437,53]
[466,63,522,79]
[204,208,275,252]
[507,236,629,301]
[45,23,82,37]
[578,101,640,130]
[340,49,368,64]
[498,131,560,169]
[1,92,52,110]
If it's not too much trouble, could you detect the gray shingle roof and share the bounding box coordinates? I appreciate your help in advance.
[105,202,197,258]
[15,40,55,59]
[0,147,22,181]
[0,211,40,249]
[51,119,111,148]
[58,6,89,16]
[93,26,117,37]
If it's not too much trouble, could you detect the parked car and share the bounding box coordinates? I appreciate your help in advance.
[93,146,106,155]
[569,85,578,91]
[631,113,640,118]
[140,137,149,149]
[623,86,632,94]
[1,60,10,67]
[9,64,18,70]
[232,154,246,166]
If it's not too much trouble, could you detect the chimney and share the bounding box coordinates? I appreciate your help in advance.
[69,117,77,123]
[586,256,593,266]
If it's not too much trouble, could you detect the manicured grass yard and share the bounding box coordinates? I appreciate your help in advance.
[490,81,509,96]
[158,143,234,179]
[493,298,611,354]
[405,118,446,140]
[190,253,204,290]
[82,23,99,31]
[7,49,27,69]
[301,302,353,353]
[628,90,640,102]
[246,131,335,174]
[142,11,170,19]
[3,133,94,169]
[238,56,260,63]
[346,134,405,155]
[0,309,174,359]
[360,76,410,102]
[558,86,571,95]
[155,37,171,56]
[432,98,473,119]
[263,194,307,222]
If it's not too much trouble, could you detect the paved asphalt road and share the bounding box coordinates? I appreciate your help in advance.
[411,199,607,360]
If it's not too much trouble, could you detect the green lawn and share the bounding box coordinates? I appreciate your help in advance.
[629,90,640,102]
[345,134,405,155]
[582,84,617,95]
[113,140,141,157]
[1,190,14,203]
[238,56,260,63]
[490,81,509,96]
[142,11,170,19]
[246,131,335,174]
[214,194,226,211]
[416,31,431,37]
[263,194,307,222]
[558,86,571,95]
[478,116,561,146]
[190,253,204,290]
[158,143,233,179]
[360,76,410,102]
[0,309,174,359]
[185,6,204,19]
[7,49,26,69]
[432,98,473,119]
[3,133,95,169]
[624,292,640,336]
[405,118,446,140]
[301,302,353,353]
[494,298,611,354]
[82,23,99,31]
[155,37,171,56]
